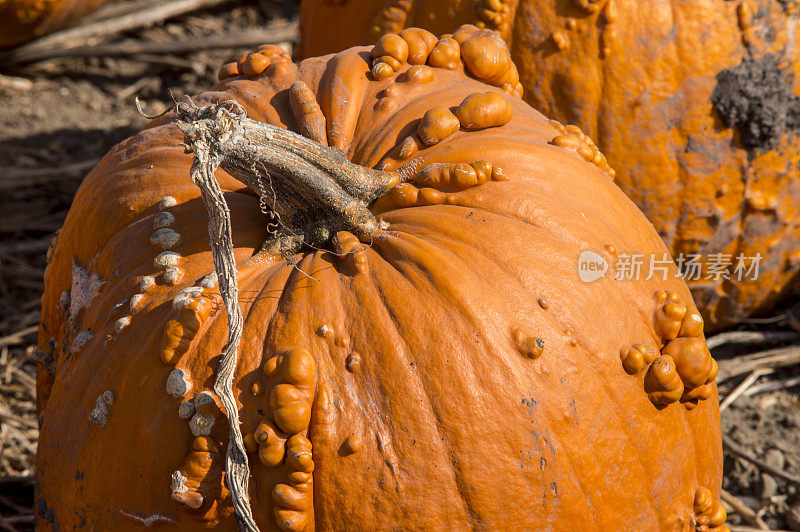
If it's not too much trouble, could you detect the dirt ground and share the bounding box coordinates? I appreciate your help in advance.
[0,0,799,530]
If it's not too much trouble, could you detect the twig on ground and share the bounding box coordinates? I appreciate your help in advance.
[720,489,769,529]
[0,327,38,349]
[723,435,800,486]
[0,75,33,91]
[719,369,770,413]
[117,77,157,101]
[741,314,787,325]
[787,311,800,333]
[707,330,800,350]
[744,374,800,397]
[728,528,790,532]
[0,159,98,191]
[2,0,234,64]
[5,23,299,64]
[716,344,800,382]
[130,53,204,73]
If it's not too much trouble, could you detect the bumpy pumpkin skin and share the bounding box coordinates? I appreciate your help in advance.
[0,0,110,47]
[37,31,723,530]
[299,0,800,331]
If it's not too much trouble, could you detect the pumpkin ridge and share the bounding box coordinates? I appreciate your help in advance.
[365,236,553,523]
[376,211,714,523]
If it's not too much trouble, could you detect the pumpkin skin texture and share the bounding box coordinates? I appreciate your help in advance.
[37,31,723,530]
[0,0,111,47]
[299,0,800,331]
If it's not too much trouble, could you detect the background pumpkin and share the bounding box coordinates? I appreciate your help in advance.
[299,0,800,332]
[0,0,112,47]
[37,28,724,530]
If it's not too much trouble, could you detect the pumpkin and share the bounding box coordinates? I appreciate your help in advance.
[0,0,111,47]
[299,0,800,332]
[36,28,725,530]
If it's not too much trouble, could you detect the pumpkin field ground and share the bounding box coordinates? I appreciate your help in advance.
[0,0,799,529]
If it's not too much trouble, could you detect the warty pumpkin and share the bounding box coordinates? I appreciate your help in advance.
[0,0,111,47]
[36,27,725,530]
[299,0,800,331]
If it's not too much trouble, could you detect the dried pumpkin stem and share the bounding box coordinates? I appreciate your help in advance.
[188,144,258,532]
[176,100,399,531]
[176,100,398,248]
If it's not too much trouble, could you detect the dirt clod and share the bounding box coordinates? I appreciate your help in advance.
[711,54,800,149]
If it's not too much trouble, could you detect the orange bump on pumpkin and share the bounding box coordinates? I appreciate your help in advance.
[399,27,437,64]
[455,92,513,130]
[417,106,460,146]
[512,328,545,359]
[270,384,313,434]
[255,419,287,467]
[372,33,409,67]
[288,80,328,146]
[679,310,705,338]
[372,61,395,80]
[255,44,292,62]
[398,135,420,159]
[266,348,317,435]
[217,62,240,81]
[241,53,271,77]
[272,434,315,531]
[549,126,614,177]
[412,160,504,191]
[452,25,521,96]
[161,293,212,365]
[693,486,727,529]
[427,37,461,70]
[332,230,368,273]
[341,433,362,455]
[620,343,657,375]
[643,355,685,406]
[345,352,361,372]
[402,64,435,84]
[654,290,688,342]
[552,30,569,51]
[662,337,715,389]
[171,436,228,523]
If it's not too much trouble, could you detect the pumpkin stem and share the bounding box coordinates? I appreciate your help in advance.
[184,130,258,532]
[175,99,399,248]
[175,100,399,531]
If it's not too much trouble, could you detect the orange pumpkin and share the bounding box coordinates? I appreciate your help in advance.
[299,0,800,331]
[37,29,724,530]
[0,0,111,47]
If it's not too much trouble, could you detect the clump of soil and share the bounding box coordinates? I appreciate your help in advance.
[711,54,800,149]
